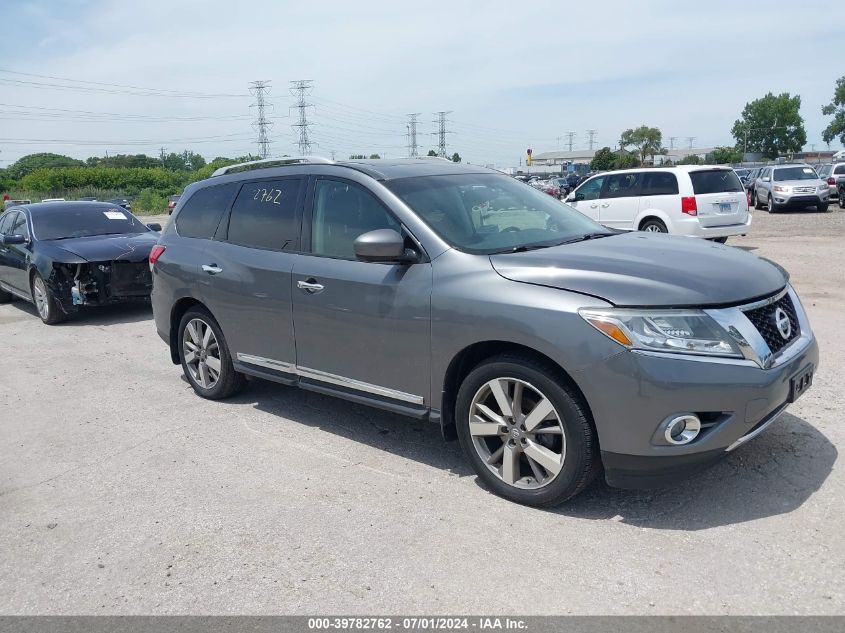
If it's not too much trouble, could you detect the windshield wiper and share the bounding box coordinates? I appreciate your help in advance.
[553,231,615,246]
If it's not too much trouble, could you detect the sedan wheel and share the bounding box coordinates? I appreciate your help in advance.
[30,273,64,325]
[469,377,566,489]
[183,318,222,390]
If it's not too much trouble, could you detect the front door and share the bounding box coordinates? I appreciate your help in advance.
[292,177,432,407]
[569,175,605,221]
[0,211,31,293]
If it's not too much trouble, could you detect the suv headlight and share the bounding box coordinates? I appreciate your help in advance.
[579,308,742,357]
[773,185,790,193]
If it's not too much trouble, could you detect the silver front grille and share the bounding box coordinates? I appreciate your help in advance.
[793,186,814,193]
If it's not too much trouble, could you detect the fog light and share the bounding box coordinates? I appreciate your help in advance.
[664,414,701,445]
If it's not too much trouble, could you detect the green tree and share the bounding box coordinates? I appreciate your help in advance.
[614,152,640,169]
[7,153,84,179]
[822,76,845,146]
[590,147,616,171]
[710,147,743,165]
[731,92,806,159]
[349,154,366,159]
[368,153,381,159]
[620,125,663,165]
[451,152,461,163]
[677,154,702,165]
[427,150,438,157]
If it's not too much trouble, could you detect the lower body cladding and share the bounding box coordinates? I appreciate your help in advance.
[575,335,819,488]
[48,260,152,314]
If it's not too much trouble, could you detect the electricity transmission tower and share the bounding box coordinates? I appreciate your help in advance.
[686,136,696,151]
[668,136,677,150]
[290,80,314,156]
[406,113,420,157]
[433,111,452,157]
[586,129,598,150]
[248,80,273,159]
[566,131,575,152]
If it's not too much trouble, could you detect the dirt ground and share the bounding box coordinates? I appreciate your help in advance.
[0,207,843,615]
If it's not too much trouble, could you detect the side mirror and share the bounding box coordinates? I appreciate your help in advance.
[147,223,162,232]
[1,234,27,245]
[354,229,417,264]
[565,192,576,202]
[763,177,770,182]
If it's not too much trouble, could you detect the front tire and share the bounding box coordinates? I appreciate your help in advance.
[768,194,779,213]
[455,354,599,507]
[178,307,245,399]
[30,272,64,325]
[817,203,829,213]
[711,236,728,244]
[640,218,667,233]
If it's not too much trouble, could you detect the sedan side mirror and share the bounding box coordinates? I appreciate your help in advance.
[763,177,770,182]
[147,223,162,232]
[354,229,417,264]
[0,234,27,245]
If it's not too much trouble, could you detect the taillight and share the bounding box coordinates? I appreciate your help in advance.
[828,177,836,186]
[681,196,698,216]
[148,245,166,270]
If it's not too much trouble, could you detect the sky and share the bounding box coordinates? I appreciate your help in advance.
[0,0,842,168]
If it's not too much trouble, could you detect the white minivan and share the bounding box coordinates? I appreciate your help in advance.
[565,166,751,242]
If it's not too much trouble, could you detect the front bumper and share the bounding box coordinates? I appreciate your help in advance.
[573,291,819,490]
[772,191,829,207]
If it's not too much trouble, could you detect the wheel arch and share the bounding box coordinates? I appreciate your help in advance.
[169,296,207,364]
[440,340,595,443]
[635,208,672,232]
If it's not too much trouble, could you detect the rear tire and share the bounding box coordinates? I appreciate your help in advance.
[30,272,65,325]
[178,307,246,400]
[640,218,668,233]
[839,194,845,209]
[455,353,600,507]
[753,190,764,210]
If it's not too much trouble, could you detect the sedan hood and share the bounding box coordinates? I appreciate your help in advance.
[48,233,158,263]
[489,232,787,307]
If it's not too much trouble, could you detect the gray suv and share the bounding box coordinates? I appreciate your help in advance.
[151,157,818,506]
[753,164,830,212]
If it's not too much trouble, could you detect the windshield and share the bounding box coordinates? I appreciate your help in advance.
[32,205,149,240]
[773,166,819,181]
[385,173,611,254]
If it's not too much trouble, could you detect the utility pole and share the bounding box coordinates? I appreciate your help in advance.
[159,147,167,166]
[432,111,452,158]
[586,129,597,150]
[290,79,314,156]
[249,80,273,159]
[566,131,575,152]
[406,113,420,157]
[330,150,336,160]
[686,136,696,151]
[669,136,677,150]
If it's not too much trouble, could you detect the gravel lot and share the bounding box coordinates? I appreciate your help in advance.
[1,208,843,615]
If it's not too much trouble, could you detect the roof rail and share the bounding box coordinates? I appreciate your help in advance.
[211,156,333,177]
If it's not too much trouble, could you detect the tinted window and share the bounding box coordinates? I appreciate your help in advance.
[226,179,302,250]
[602,172,642,199]
[576,176,605,201]
[0,212,14,235]
[32,205,149,240]
[175,184,236,239]
[311,179,399,259]
[834,165,845,175]
[689,170,743,193]
[12,212,29,239]
[641,171,679,196]
[816,165,830,177]
[773,166,818,182]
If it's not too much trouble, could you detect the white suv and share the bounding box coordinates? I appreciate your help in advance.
[565,166,751,243]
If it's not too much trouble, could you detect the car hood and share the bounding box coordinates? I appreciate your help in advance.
[45,233,158,263]
[489,232,788,307]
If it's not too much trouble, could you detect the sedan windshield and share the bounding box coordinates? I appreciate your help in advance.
[385,174,611,253]
[773,167,819,181]
[32,206,150,240]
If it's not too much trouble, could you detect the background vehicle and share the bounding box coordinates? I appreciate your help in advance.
[530,179,561,198]
[40,198,66,203]
[814,162,845,202]
[0,202,161,324]
[106,197,133,210]
[734,168,751,182]
[151,157,816,507]
[753,164,829,213]
[566,166,750,242]
[838,175,845,209]
[167,194,181,214]
[744,167,762,200]
[3,198,31,210]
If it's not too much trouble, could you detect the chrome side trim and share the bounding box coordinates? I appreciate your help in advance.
[236,353,295,373]
[725,403,788,452]
[234,353,424,405]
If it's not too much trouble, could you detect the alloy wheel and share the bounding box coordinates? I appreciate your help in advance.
[32,276,49,320]
[643,225,663,232]
[468,377,565,489]
[182,318,222,389]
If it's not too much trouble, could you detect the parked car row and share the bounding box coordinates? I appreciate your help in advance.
[0,157,820,508]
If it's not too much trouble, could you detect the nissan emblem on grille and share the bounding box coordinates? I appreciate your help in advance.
[775,307,792,340]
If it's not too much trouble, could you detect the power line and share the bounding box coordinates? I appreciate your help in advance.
[566,131,575,152]
[249,80,273,159]
[290,80,314,156]
[406,113,420,157]
[433,111,452,158]
[586,129,598,150]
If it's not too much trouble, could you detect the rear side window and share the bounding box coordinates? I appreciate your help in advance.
[176,184,236,239]
[641,172,679,196]
[834,165,845,175]
[226,178,303,251]
[602,172,642,199]
[689,170,743,194]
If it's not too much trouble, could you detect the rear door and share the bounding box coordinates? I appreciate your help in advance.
[639,170,680,224]
[598,171,642,229]
[689,169,748,227]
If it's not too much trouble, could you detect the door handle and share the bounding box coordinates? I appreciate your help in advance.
[601,203,610,208]
[297,279,325,294]
[201,264,223,275]
[589,203,598,208]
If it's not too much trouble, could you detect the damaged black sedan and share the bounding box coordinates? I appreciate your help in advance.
[0,202,161,324]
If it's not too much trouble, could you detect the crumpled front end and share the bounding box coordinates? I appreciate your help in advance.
[47,260,152,313]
